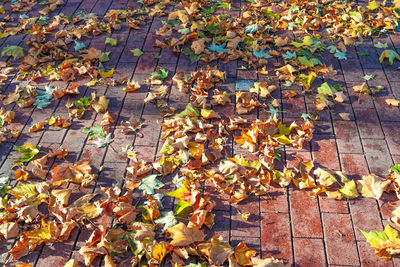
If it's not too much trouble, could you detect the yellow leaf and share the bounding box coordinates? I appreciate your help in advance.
[314,168,337,187]
[357,174,391,200]
[367,1,380,10]
[165,222,205,246]
[152,242,173,264]
[234,242,257,266]
[100,68,114,79]
[51,188,72,206]
[385,99,400,107]
[64,259,78,267]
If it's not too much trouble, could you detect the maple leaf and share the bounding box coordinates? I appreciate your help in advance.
[14,143,40,163]
[357,174,391,200]
[253,48,272,59]
[51,188,72,206]
[105,37,117,46]
[174,199,193,218]
[130,48,143,57]
[245,24,258,33]
[291,36,314,48]
[175,103,200,118]
[208,42,227,53]
[298,72,316,90]
[165,222,205,246]
[379,49,400,65]
[151,242,173,264]
[92,95,109,113]
[123,80,140,92]
[74,40,85,52]
[138,174,164,195]
[298,56,321,66]
[34,85,56,109]
[334,51,347,60]
[234,242,258,266]
[339,180,359,199]
[100,68,114,79]
[360,225,400,259]
[367,1,380,10]
[94,133,113,148]
[314,168,337,187]
[82,125,106,140]
[1,45,24,60]
[0,222,19,239]
[155,211,178,231]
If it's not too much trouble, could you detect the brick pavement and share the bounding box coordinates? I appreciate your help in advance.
[0,0,400,266]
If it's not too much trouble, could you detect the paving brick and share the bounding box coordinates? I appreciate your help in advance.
[322,213,360,266]
[319,195,349,213]
[282,93,306,118]
[354,108,384,139]
[350,197,383,241]
[334,120,363,154]
[363,139,393,177]
[289,190,323,238]
[341,59,364,82]
[260,213,293,263]
[135,53,157,74]
[230,196,260,238]
[312,135,340,170]
[260,185,288,213]
[382,122,400,156]
[293,238,326,266]
[339,153,369,180]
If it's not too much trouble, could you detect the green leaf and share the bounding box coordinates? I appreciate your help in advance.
[317,82,335,96]
[1,46,24,60]
[82,125,106,140]
[282,51,297,60]
[216,2,230,9]
[379,49,400,65]
[298,56,321,66]
[245,24,258,33]
[34,85,56,109]
[138,174,164,195]
[291,36,314,48]
[99,52,109,62]
[265,104,279,119]
[105,37,117,46]
[334,51,347,60]
[151,68,169,81]
[392,164,400,174]
[130,48,143,57]
[74,96,92,108]
[174,103,200,118]
[74,40,86,52]
[14,143,40,162]
[155,211,178,231]
[361,225,399,248]
[174,199,193,218]
[253,48,272,59]
[208,42,227,54]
